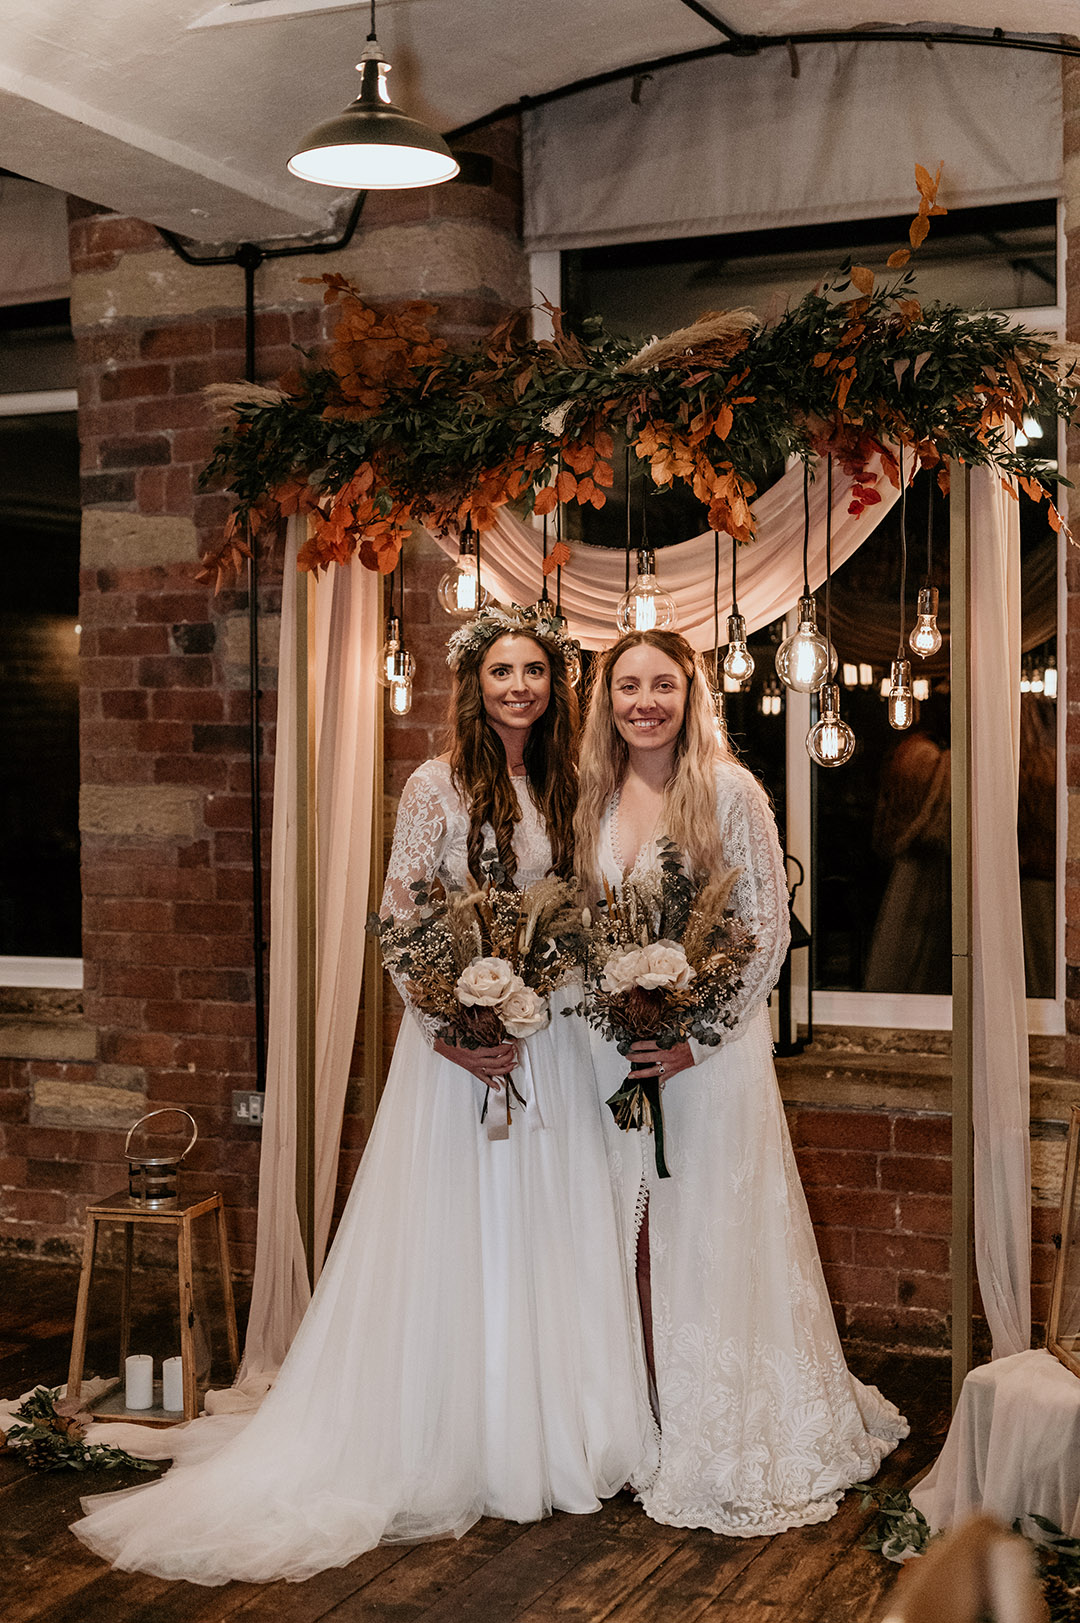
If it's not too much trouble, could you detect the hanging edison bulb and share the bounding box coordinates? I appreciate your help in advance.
[806,683,856,767]
[775,596,834,693]
[909,586,943,659]
[388,649,415,715]
[437,529,490,619]
[887,658,915,730]
[722,612,755,685]
[378,612,401,688]
[616,548,677,633]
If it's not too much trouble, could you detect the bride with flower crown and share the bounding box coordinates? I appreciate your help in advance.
[71,607,656,1586]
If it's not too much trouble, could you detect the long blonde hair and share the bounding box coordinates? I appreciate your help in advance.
[574,630,730,892]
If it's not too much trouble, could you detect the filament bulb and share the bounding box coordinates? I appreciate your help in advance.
[722,613,755,685]
[775,596,835,693]
[378,613,401,688]
[616,548,677,634]
[806,683,856,767]
[909,587,943,659]
[388,649,415,716]
[887,658,914,730]
[437,552,489,618]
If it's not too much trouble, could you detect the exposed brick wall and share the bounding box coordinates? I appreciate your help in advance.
[0,126,525,1275]
[790,1105,1058,1354]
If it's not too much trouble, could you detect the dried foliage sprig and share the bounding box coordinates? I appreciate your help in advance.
[1,1386,158,1474]
[200,167,1078,586]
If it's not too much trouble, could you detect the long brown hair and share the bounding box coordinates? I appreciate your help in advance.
[448,632,579,883]
[575,629,730,892]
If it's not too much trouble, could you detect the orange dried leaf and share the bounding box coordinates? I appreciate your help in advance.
[909,216,930,250]
[542,540,571,575]
[887,248,911,268]
[716,402,734,439]
[555,469,577,502]
[850,266,875,297]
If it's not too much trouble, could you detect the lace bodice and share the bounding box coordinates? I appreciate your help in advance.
[600,757,790,1044]
[381,758,554,1039]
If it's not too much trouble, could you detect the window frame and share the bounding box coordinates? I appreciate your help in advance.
[531,215,1067,1036]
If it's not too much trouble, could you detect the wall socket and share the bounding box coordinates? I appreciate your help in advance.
[231,1090,264,1127]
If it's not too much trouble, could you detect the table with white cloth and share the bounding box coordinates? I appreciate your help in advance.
[911,1349,1080,1535]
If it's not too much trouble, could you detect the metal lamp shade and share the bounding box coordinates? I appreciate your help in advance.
[289,59,459,190]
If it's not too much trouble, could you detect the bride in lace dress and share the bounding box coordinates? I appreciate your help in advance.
[71,609,655,1586]
[575,629,907,1537]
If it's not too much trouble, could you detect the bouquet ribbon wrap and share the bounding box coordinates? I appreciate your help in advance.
[606,1059,670,1179]
[480,1046,544,1140]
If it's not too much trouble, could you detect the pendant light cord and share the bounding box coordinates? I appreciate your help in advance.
[713,531,721,688]
[624,445,632,592]
[730,535,739,618]
[825,456,833,649]
[541,511,549,603]
[926,474,934,587]
[801,461,811,597]
[368,0,376,42]
[897,445,908,660]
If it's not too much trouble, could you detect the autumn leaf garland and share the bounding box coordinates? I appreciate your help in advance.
[199,180,1079,585]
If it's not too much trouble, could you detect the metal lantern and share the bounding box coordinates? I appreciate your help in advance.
[125,1109,198,1209]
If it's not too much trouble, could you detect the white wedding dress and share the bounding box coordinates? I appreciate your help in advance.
[590,756,908,1536]
[72,759,656,1585]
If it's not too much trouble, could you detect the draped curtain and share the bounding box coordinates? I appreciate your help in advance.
[238,523,380,1381]
[425,456,901,648]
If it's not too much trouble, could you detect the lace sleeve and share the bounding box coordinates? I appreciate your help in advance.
[693,764,790,1052]
[379,764,449,1045]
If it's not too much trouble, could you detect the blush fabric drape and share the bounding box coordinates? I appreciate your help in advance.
[425,455,901,649]
[238,521,380,1381]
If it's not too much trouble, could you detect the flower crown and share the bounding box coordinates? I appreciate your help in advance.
[446,604,579,671]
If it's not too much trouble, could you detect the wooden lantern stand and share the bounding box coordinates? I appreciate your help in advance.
[66,1189,240,1426]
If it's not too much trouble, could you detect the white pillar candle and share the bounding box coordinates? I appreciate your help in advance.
[125,1353,154,1410]
[162,1356,184,1414]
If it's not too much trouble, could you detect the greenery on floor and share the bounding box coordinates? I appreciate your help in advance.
[864,1491,1080,1620]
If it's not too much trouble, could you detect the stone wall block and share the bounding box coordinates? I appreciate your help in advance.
[32,1078,147,1130]
[82,511,200,569]
[79,784,203,839]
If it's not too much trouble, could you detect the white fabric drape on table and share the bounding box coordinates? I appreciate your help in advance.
[524,42,1061,251]
[426,455,901,649]
[238,518,380,1381]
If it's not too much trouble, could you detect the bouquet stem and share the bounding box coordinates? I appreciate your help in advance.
[606,1060,670,1179]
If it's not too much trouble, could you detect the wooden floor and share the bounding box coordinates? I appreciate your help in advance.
[0,1257,949,1622]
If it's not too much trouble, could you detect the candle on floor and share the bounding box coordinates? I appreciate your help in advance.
[125,1353,154,1410]
[162,1356,184,1413]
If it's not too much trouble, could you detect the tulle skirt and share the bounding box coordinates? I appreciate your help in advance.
[71,991,656,1585]
[591,1004,908,1536]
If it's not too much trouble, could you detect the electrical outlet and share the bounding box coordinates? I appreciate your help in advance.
[232,1090,264,1127]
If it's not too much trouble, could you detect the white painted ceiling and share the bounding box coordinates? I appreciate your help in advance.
[0,0,1077,242]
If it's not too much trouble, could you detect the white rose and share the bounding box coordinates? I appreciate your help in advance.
[456,957,520,1007]
[498,985,549,1038]
[636,940,696,991]
[601,947,650,996]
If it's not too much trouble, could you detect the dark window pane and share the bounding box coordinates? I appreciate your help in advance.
[0,412,81,957]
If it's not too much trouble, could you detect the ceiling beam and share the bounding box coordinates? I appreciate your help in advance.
[447,24,1080,142]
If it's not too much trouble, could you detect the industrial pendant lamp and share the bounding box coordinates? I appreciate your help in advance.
[288,0,459,190]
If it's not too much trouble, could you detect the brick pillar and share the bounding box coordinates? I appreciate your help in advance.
[0,126,530,1265]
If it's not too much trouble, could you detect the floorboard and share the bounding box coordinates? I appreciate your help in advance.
[0,1256,949,1622]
